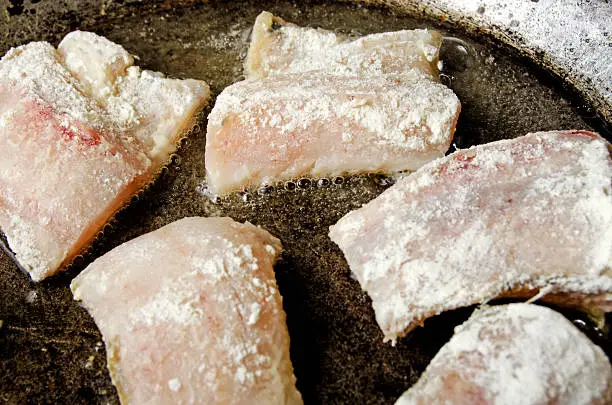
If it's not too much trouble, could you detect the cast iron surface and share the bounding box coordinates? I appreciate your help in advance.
[0,1,610,404]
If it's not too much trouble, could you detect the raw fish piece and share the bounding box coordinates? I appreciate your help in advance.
[206,11,459,195]
[245,11,442,79]
[0,31,210,281]
[329,130,612,342]
[395,303,612,405]
[206,73,460,194]
[71,217,303,405]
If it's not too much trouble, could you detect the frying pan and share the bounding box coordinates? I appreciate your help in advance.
[0,1,610,404]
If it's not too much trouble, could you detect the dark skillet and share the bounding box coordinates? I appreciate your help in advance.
[0,1,609,404]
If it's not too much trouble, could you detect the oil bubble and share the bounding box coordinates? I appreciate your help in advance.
[440,37,474,73]
[333,176,344,185]
[440,73,453,87]
[285,181,297,191]
[297,178,311,189]
[171,154,182,165]
[73,255,85,267]
[258,185,273,195]
[572,318,605,339]
[573,319,587,328]
[317,178,330,188]
[373,175,395,186]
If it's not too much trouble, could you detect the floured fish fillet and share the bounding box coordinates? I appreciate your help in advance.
[0,31,210,281]
[206,11,459,195]
[395,303,612,405]
[330,130,612,342]
[71,217,302,405]
[206,73,460,194]
[245,11,442,79]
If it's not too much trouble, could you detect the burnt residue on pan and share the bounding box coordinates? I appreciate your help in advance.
[0,1,610,404]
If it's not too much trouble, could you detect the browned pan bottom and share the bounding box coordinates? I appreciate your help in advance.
[0,1,610,404]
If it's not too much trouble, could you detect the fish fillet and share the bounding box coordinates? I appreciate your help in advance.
[395,303,612,405]
[245,11,442,79]
[206,73,459,194]
[0,31,210,281]
[71,217,303,405]
[329,130,612,342]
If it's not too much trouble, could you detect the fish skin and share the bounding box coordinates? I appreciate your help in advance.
[395,304,612,405]
[0,32,210,281]
[330,130,612,342]
[71,217,303,405]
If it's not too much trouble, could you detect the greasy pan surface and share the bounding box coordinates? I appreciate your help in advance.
[0,1,610,404]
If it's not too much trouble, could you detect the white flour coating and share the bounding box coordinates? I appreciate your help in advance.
[129,276,205,327]
[0,41,106,127]
[94,226,276,330]
[209,73,458,149]
[1,214,65,280]
[58,31,134,103]
[0,31,209,162]
[0,31,210,280]
[71,217,302,405]
[330,131,612,342]
[245,11,442,79]
[396,304,612,405]
[206,72,459,194]
[168,378,181,392]
[58,31,210,163]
